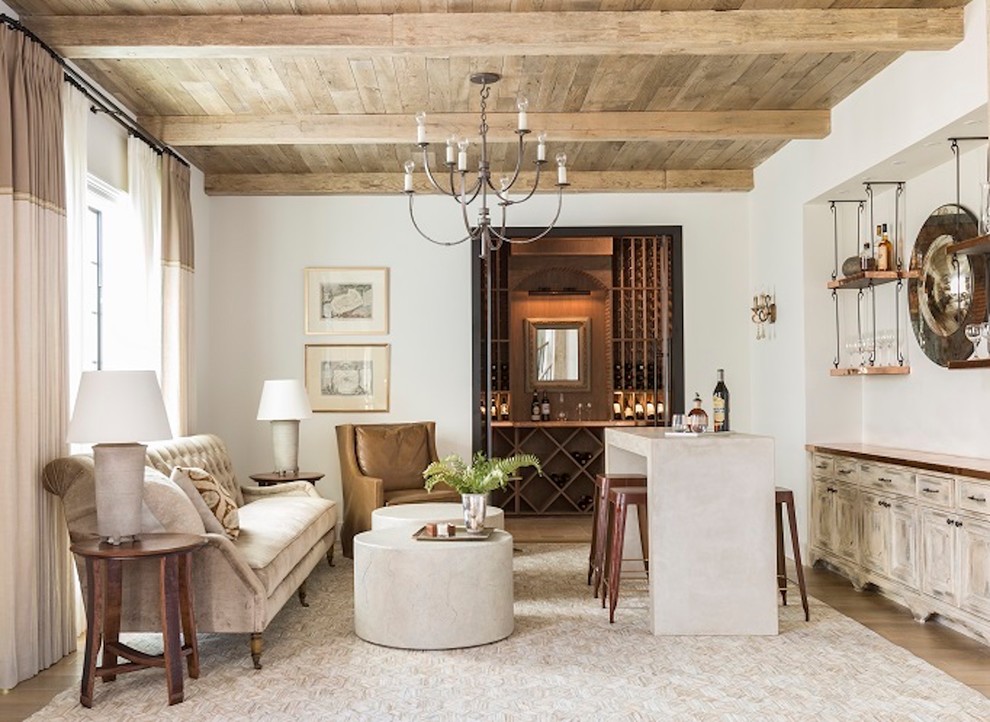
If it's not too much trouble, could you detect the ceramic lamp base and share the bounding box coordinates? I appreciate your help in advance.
[93,443,146,545]
[271,419,300,475]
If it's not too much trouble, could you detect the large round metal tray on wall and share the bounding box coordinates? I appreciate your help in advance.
[908,204,984,367]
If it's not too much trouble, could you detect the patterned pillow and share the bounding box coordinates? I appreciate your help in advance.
[170,467,240,539]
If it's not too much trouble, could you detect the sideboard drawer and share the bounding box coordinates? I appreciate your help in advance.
[834,459,858,483]
[811,454,834,477]
[916,473,954,508]
[959,479,990,517]
[860,463,914,497]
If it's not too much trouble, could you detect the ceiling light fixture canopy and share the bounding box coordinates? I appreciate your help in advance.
[403,72,569,259]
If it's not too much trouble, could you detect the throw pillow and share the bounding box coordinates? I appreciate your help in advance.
[170,466,240,539]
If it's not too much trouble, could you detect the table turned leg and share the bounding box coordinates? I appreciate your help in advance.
[159,554,185,705]
[80,558,106,708]
[177,552,201,679]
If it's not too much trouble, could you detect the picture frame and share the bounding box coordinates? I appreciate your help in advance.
[305,267,389,335]
[304,344,390,412]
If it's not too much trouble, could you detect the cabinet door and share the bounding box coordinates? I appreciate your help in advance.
[835,486,859,561]
[959,516,990,620]
[811,479,836,553]
[889,499,918,587]
[859,491,889,574]
[921,509,957,604]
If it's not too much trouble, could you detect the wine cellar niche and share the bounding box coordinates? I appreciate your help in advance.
[472,227,683,516]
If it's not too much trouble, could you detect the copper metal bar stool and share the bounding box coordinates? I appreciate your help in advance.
[776,486,810,621]
[602,485,649,623]
[589,473,647,598]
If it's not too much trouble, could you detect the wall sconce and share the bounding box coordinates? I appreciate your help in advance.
[751,291,777,340]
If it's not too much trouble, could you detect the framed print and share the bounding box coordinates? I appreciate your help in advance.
[305,344,390,412]
[305,267,389,335]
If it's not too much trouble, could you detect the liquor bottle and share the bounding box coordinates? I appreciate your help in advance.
[540,391,551,422]
[530,390,541,422]
[880,223,894,271]
[499,397,509,421]
[860,241,875,271]
[713,368,730,432]
[687,392,708,433]
[874,224,888,271]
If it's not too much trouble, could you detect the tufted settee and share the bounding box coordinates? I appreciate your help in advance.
[42,434,337,669]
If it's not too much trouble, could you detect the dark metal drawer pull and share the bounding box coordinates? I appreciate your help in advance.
[966,495,987,503]
[921,488,940,494]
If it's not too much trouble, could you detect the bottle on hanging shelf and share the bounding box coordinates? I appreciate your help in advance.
[540,390,551,422]
[713,369,730,432]
[530,390,541,422]
[860,240,875,272]
[880,223,894,272]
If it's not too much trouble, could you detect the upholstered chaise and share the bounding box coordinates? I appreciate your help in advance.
[42,434,337,669]
[336,422,459,557]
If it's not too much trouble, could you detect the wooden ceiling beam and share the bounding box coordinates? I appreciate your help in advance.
[26,9,963,59]
[142,110,830,146]
[203,170,754,196]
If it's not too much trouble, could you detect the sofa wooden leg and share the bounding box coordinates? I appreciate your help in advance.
[250,633,263,670]
[326,545,335,567]
[298,580,309,607]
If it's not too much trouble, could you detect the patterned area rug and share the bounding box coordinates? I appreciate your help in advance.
[31,544,990,721]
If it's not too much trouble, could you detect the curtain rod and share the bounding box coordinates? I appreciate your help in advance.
[1,13,189,169]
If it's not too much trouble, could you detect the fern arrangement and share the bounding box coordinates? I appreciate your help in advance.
[423,451,542,495]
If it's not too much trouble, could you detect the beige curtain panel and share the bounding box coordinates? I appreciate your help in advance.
[0,26,77,689]
[161,154,195,436]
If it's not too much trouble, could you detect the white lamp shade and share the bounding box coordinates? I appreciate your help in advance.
[67,370,173,443]
[257,379,313,421]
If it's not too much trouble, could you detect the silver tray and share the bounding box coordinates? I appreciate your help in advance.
[412,525,494,541]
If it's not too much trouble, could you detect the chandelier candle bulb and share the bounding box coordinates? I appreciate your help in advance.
[446,136,456,165]
[415,111,427,144]
[537,132,547,162]
[517,97,529,131]
[403,160,414,193]
[556,153,568,185]
[457,138,469,172]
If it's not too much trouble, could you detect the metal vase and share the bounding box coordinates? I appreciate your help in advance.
[462,493,487,534]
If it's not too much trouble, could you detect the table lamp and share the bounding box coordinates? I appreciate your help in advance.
[67,370,173,544]
[256,379,312,475]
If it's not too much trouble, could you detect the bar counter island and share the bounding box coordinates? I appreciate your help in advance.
[604,427,778,636]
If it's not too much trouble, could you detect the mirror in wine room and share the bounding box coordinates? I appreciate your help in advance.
[472,229,684,517]
[526,318,590,389]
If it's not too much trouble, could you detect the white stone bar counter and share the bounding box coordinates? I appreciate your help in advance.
[371,502,505,532]
[605,428,777,636]
[353,527,514,649]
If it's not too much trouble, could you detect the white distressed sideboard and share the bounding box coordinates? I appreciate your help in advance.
[807,443,990,645]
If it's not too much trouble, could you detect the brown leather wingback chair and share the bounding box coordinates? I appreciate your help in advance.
[336,421,460,557]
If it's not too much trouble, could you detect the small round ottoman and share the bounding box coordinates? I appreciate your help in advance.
[353,527,514,650]
[371,502,505,531]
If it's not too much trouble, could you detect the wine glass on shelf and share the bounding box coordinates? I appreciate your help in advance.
[878,330,894,367]
[965,323,982,359]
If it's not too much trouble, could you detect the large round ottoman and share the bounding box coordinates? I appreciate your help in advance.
[371,502,505,531]
[353,527,514,649]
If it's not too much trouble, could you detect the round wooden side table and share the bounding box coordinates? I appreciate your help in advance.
[71,533,207,707]
[249,471,324,487]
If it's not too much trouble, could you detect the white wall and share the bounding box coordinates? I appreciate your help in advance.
[750,0,988,549]
[201,191,751,505]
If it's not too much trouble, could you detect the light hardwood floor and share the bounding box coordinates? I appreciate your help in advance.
[2,517,987,720]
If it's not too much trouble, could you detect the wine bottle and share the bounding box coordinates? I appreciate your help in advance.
[645,399,656,421]
[530,390,541,422]
[499,397,509,421]
[713,369,730,432]
[540,391,551,422]
[612,400,622,420]
[623,398,634,420]
[634,398,645,420]
[860,241,875,271]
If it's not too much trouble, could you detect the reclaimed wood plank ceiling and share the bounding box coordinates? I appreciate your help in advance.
[7,0,970,194]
